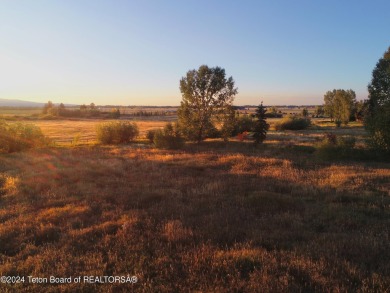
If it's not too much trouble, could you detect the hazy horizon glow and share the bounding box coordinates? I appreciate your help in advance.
[1,1,389,106]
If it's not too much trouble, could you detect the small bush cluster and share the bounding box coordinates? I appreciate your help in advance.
[150,123,184,149]
[96,121,139,144]
[146,129,158,143]
[275,116,311,130]
[0,121,48,153]
[316,133,356,160]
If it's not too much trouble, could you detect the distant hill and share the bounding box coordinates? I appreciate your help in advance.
[0,99,45,107]
[0,99,78,107]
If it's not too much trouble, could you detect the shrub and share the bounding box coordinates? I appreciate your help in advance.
[109,109,121,119]
[153,123,184,149]
[0,121,48,153]
[232,116,255,136]
[96,121,139,144]
[274,116,311,130]
[146,129,158,143]
[205,124,221,139]
[316,133,356,160]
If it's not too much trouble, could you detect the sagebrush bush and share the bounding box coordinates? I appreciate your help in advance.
[96,121,139,144]
[274,116,311,130]
[0,121,48,153]
[153,123,184,149]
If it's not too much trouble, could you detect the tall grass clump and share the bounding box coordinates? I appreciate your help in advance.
[275,116,311,130]
[96,121,139,144]
[0,120,48,153]
[153,123,184,149]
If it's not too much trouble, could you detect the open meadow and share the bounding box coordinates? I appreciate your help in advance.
[0,117,389,292]
[2,1,390,291]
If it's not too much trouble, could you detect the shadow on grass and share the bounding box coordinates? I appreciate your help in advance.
[0,145,389,291]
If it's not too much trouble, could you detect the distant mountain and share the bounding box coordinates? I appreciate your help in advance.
[0,99,78,107]
[0,98,45,107]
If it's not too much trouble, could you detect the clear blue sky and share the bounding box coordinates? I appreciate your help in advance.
[1,1,389,106]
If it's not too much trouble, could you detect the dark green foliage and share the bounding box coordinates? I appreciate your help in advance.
[264,112,283,118]
[252,102,269,145]
[96,121,139,144]
[153,123,184,149]
[264,106,282,118]
[266,106,280,118]
[232,116,256,136]
[354,100,368,121]
[204,123,221,139]
[178,65,237,142]
[275,116,311,130]
[365,47,390,151]
[0,121,48,153]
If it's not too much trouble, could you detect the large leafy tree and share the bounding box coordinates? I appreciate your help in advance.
[365,47,390,151]
[178,65,238,142]
[323,89,356,126]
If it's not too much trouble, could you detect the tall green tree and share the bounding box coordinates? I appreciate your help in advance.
[253,102,269,145]
[178,65,237,142]
[323,89,356,126]
[365,46,390,151]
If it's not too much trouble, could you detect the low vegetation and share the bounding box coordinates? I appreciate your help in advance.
[152,123,184,150]
[315,133,356,160]
[274,116,311,130]
[96,121,139,144]
[0,120,48,153]
[0,136,389,291]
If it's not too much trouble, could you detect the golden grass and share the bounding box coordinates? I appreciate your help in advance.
[0,138,389,291]
[29,119,167,146]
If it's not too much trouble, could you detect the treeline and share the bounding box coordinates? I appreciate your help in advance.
[129,110,171,117]
[41,101,121,119]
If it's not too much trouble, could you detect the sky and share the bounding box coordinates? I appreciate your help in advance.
[1,1,389,106]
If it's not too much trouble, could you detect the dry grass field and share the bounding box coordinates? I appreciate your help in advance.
[0,118,390,292]
[0,108,42,117]
[31,120,168,146]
